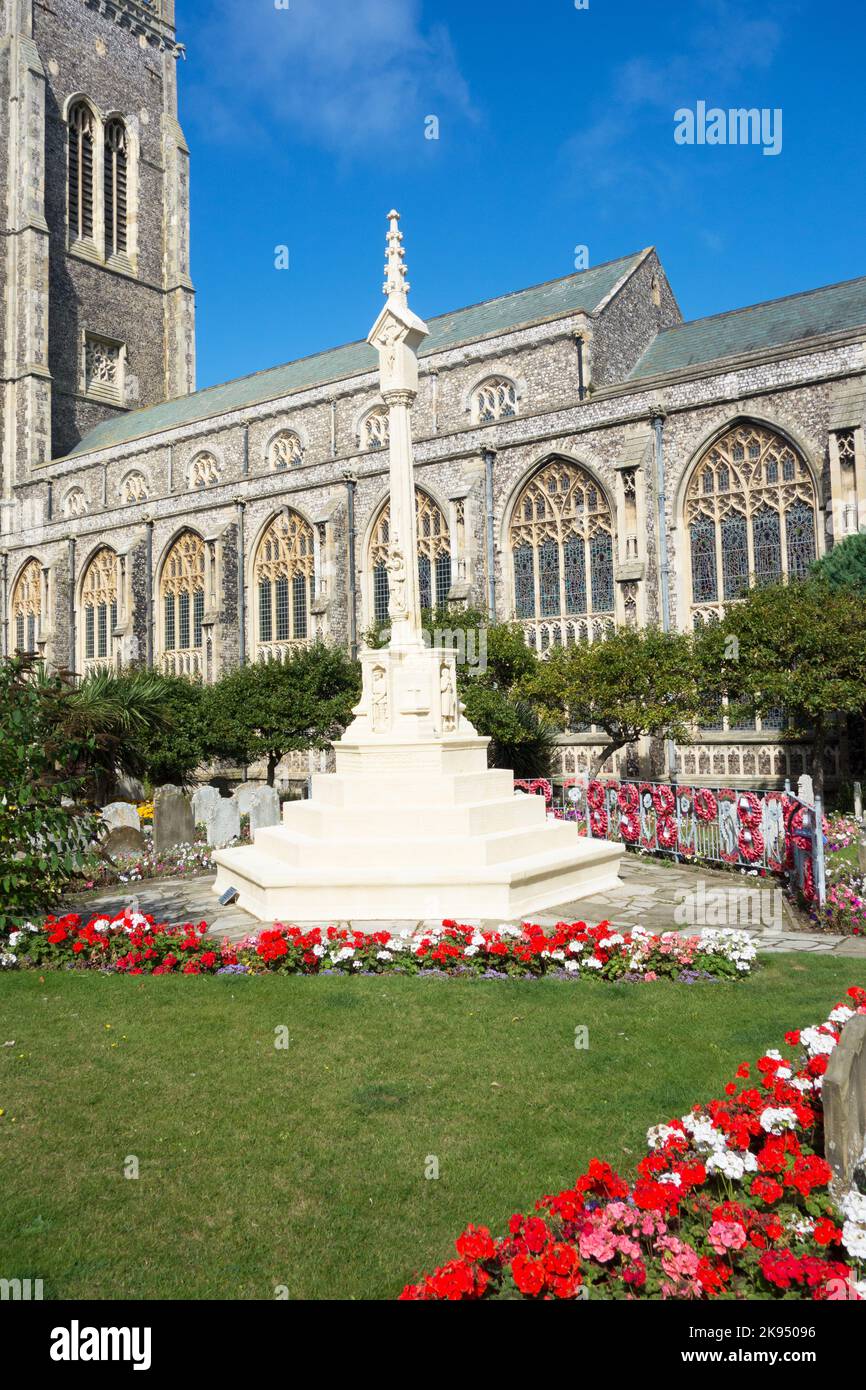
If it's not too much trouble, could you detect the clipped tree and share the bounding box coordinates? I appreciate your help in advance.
[520,626,703,776]
[123,672,210,788]
[712,577,866,798]
[0,657,97,930]
[812,531,866,598]
[206,644,361,785]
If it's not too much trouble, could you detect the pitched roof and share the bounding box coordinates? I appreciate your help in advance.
[63,250,648,460]
[629,273,866,381]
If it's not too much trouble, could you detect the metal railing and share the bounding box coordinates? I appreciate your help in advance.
[514,775,826,905]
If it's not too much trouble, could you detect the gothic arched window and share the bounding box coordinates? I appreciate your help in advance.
[63,487,88,518]
[104,118,128,257]
[362,407,390,452]
[684,423,818,623]
[68,101,95,242]
[81,548,119,671]
[473,376,518,423]
[11,559,41,655]
[160,532,205,677]
[254,511,315,657]
[269,431,303,471]
[509,459,615,649]
[369,490,451,625]
[189,453,219,490]
[121,471,148,505]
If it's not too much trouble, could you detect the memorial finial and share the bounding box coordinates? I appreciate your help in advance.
[383,209,410,299]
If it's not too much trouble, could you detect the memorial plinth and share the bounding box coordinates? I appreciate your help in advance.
[213,212,623,922]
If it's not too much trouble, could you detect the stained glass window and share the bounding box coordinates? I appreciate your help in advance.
[685,424,817,618]
[160,532,206,676]
[785,500,816,579]
[254,510,315,654]
[80,548,119,671]
[753,508,782,586]
[590,532,614,612]
[508,460,615,645]
[539,539,560,617]
[690,516,717,603]
[721,514,749,599]
[514,545,535,620]
[369,490,451,621]
[564,536,587,614]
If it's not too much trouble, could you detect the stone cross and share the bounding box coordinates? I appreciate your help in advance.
[367,211,430,648]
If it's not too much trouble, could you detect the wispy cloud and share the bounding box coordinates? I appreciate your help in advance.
[561,0,787,197]
[187,0,476,156]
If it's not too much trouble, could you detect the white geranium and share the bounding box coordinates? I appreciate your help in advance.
[759,1107,798,1135]
[0,951,17,968]
[800,1027,837,1057]
[829,1006,855,1025]
[8,931,20,948]
[840,1190,866,1224]
[564,960,579,974]
[583,956,602,971]
[841,1221,866,1260]
[647,1123,682,1151]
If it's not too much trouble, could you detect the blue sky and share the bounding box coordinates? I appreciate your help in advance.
[179,0,866,391]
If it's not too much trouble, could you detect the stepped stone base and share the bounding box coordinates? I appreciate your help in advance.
[213,736,624,923]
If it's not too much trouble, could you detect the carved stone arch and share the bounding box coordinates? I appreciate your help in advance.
[78,545,120,672]
[364,485,452,627]
[157,528,207,677]
[502,453,617,651]
[61,484,89,518]
[10,555,44,654]
[187,449,222,490]
[250,507,316,658]
[264,426,306,472]
[675,413,824,518]
[466,371,523,422]
[679,417,821,625]
[355,400,390,452]
[119,467,149,505]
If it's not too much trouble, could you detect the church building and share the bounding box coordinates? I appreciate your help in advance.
[2,0,865,788]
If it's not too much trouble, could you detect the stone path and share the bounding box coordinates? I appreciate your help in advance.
[63,856,866,958]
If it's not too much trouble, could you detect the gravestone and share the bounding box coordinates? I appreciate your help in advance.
[152,785,195,854]
[102,826,146,861]
[192,785,221,827]
[824,1015,866,1192]
[205,795,241,849]
[101,801,141,832]
[232,783,266,817]
[248,786,281,833]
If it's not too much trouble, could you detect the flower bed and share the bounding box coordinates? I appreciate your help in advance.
[0,913,756,982]
[399,987,866,1301]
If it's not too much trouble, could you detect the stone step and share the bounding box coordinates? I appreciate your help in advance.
[311,767,517,808]
[279,793,548,840]
[250,818,573,871]
[212,836,624,923]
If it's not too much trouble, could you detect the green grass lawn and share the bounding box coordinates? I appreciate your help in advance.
[1,956,864,1301]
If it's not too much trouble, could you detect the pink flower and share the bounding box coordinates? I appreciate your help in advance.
[708,1220,747,1256]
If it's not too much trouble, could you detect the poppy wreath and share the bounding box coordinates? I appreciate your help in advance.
[588,779,609,838]
[617,782,641,844]
[656,814,679,851]
[693,787,719,823]
[652,783,676,816]
[718,788,740,865]
[399,986,866,1302]
[736,791,765,863]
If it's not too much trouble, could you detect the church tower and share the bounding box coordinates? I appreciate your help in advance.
[0,0,194,517]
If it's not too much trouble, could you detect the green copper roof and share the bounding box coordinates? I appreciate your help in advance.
[64,250,646,460]
[629,274,866,381]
